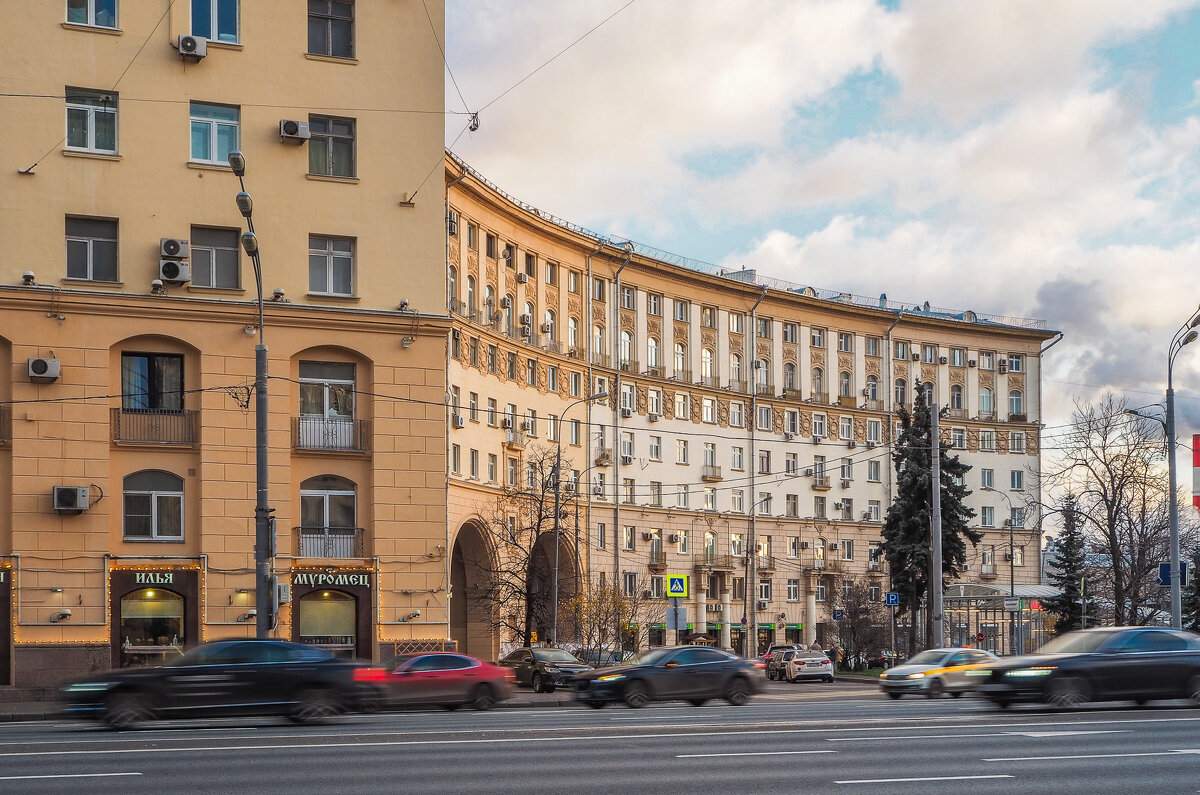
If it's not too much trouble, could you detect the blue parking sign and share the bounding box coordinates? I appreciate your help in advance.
[885,592,900,606]
[833,610,844,621]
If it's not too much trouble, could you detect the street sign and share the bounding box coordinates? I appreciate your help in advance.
[976,632,985,643]
[1004,597,1020,612]
[885,592,900,606]
[833,610,845,621]
[667,575,689,598]
[666,606,687,631]
[1157,561,1189,587]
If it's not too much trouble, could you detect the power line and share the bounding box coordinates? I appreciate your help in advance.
[0,92,462,117]
[422,0,470,114]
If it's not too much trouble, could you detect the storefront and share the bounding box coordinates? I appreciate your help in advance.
[648,623,666,647]
[756,623,776,656]
[784,623,803,644]
[290,569,373,659]
[0,564,11,684]
[730,626,745,656]
[110,567,200,669]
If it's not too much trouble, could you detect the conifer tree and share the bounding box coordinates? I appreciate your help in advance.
[1183,544,1200,633]
[1042,494,1096,634]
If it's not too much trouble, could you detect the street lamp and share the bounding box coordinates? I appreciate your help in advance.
[550,392,606,646]
[982,486,1019,654]
[229,150,272,640]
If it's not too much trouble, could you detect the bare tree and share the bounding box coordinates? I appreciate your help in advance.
[471,444,580,647]
[1042,394,1200,625]
[834,581,890,668]
[569,576,667,653]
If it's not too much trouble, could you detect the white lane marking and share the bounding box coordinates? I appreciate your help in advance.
[0,773,142,781]
[828,730,1128,742]
[984,749,1200,762]
[676,750,836,758]
[837,775,1014,785]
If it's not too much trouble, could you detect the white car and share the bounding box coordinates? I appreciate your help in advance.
[785,650,835,683]
[878,648,999,699]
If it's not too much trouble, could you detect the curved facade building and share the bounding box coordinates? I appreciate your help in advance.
[445,153,1057,658]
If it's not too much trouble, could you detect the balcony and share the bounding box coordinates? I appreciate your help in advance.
[700,374,720,387]
[1008,413,1028,423]
[755,382,775,396]
[296,526,365,558]
[810,392,828,404]
[946,407,966,419]
[567,346,586,360]
[728,380,748,393]
[812,475,831,490]
[449,298,469,318]
[782,387,803,400]
[544,339,562,355]
[648,548,667,571]
[980,563,997,578]
[111,408,198,445]
[695,552,738,571]
[672,370,692,383]
[594,448,613,466]
[645,366,664,378]
[810,557,842,572]
[756,555,776,574]
[701,465,723,482]
[592,353,612,369]
[503,431,527,450]
[978,410,997,421]
[619,359,640,373]
[293,416,370,453]
[837,395,857,408]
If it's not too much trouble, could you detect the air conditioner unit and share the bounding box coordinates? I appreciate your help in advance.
[451,414,465,429]
[998,361,1008,373]
[862,388,871,397]
[831,504,842,512]
[279,119,311,142]
[519,420,531,431]
[564,483,577,494]
[668,534,680,543]
[620,407,632,419]
[840,479,851,489]
[803,467,814,477]
[177,34,207,60]
[846,440,856,449]
[159,238,189,259]
[968,359,977,368]
[783,432,795,441]
[158,260,191,284]
[962,563,972,572]
[28,357,61,383]
[53,486,89,513]
[939,356,948,364]
[540,323,552,333]
[812,434,823,442]
[447,218,458,236]
[1004,553,1013,561]
[757,600,769,611]
[648,412,659,423]
[621,454,633,465]
[641,532,654,541]
[801,541,810,550]
[593,486,604,496]
[642,590,653,599]
[516,273,529,284]
[500,417,513,429]
[500,296,512,308]
[866,440,877,448]
[911,352,921,361]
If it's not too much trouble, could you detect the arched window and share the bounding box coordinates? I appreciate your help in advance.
[980,386,994,415]
[812,367,824,396]
[485,285,495,310]
[701,348,713,379]
[647,337,659,368]
[592,325,605,357]
[783,362,796,390]
[466,275,476,313]
[839,370,852,398]
[568,317,579,348]
[895,378,907,406]
[543,309,556,341]
[503,294,514,329]
[619,331,632,365]
[300,475,357,557]
[756,358,770,388]
[730,353,743,382]
[920,381,934,403]
[1009,389,1023,415]
[815,537,826,561]
[950,384,964,410]
[523,301,534,323]
[123,470,184,541]
[865,375,878,401]
[705,531,717,557]
[447,266,457,307]
[674,342,687,372]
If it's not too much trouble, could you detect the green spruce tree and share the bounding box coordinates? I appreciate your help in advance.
[1042,494,1096,635]
[881,389,979,652]
[1182,544,1200,633]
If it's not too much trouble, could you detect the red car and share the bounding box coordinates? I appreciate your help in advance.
[355,652,515,711]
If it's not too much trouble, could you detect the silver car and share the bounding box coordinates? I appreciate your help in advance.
[879,648,999,699]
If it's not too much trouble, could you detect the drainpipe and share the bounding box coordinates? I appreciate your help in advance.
[1034,330,1063,584]
[610,242,635,644]
[584,240,607,594]
[746,285,767,655]
[883,310,904,618]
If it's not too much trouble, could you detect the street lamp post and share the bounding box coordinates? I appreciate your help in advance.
[229,151,272,640]
[551,392,606,646]
[983,486,1019,654]
[1166,312,1200,629]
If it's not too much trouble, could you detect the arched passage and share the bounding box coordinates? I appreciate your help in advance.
[450,522,494,657]
[527,531,579,645]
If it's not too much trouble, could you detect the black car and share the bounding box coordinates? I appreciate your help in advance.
[570,646,764,708]
[764,644,802,680]
[497,647,592,692]
[61,639,375,729]
[977,626,1200,708]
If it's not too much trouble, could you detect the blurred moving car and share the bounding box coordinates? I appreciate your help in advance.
[497,647,592,692]
[977,626,1200,708]
[570,646,763,708]
[785,649,835,683]
[764,644,803,680]
[61,639,374,730]
[355,652,514,711]
[879,647,998,699]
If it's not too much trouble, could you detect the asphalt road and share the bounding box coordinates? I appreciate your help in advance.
[3,682,1199,794]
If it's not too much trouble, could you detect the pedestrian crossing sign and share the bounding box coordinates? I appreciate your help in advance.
[667,575,689,598]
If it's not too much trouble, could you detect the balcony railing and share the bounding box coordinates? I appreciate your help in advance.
[701,465,723,482]
[981,563,997,576]
[619,359,640,373]
[728,380,748,393]
[595,448,613,466]
[648,548,667,569]
[812,475,831,489]
[782,387,803,400]
[503,431,527,450]
[755,382,775,396]
[296,526,365,558]
[700,374,720,387]
[672,370,692,383]
[592,353,611,368]
[810,392,828,404]
[756,555,776,572]
[293,416,370,452]
[695,552,738,570]
[946,407,966,418]
[1008,413,1028,423]
[111,408,198,445]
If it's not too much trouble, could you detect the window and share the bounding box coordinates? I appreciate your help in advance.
[189,226,239,289]
[810,327,826,347]
[1007,354,1024,373]
[679,529,690,553]
[526,359,537,387]
[677,439,688,464]
[816,582,826,602]
[123,470,184,540]
[192,0,238,41]
[190,102,238,164]
[122,352,184,411]
[620,285,635,310]
[622,571,637,596]
[786,494,799,516]
[569,372,581,398]
[950,384,964,410]
[485,234,497,259]
[979,351,994,370]
[730,402,744,427]
[980,387,994,415]
[623,479,635,504]
[592,277,606,301]
[788,537,800,558]
[730,534,743,556]
[981,506,994,527]
[729,313,744,334]
[300,474,356,536]
[650,482,663,506]
[951,428,965,449]
[786,410,799,435]
[506,457,517,487]
[841,540,854,560]
[621,431,634,458]
[867,460,881,482]
[785,452,799,474]
[839,416,852,440]
[731,446,744,470]
[981,468,994,489]
[1010,431,1026,453]
[868,500,881,522]
[67,0,117,27]
[980,429,996,451]
[982,546,995,568]
[758,580,771,601]
[486,398,497,426]
[812,414,826,438]
[676,486,689,508]
[867,419,881,444]
[570,419,581,445]
[758,405,772,431]
[65,88,117,154]
[702,306,717,328]
[869,584,881,602]
[840,459,853,480]
[704,487,716,510]
[923,344,937,364]
[674,392,689,421]
[567,270,580,294]
[450,444,460,474]
[782,323,797,343]
[308,116,356,177]
[546,262,557,285]
[649,575,664,599]
[758,449,771,474]
[757,317,772,338]
[468,448,479,479]
[951,348,965,367]
[894,378,907,406]
[308,235,354,295]
[647,293,661,316]
[1010,470,1024,491]
[1009,390,1024,415]
[812,367,824,395]
[488,454,496,482]
[66,217,118,282]
[648,435,662,461]
[506,353,517,380]
[674,343,687,373]
[547,366,558,392]
[468,392,478,422]
[838,332,854,353]
[701,348,714,379]
[1013,547,1025,567]
[894,341,909,360]
[731,490,744,513]
[1011,507,1025,527]
[702,397,716,424]
[308,0,354,56]
[814,496,826,519]
[673,300,689,322]
[839,371,852,398]
[865,337,880,357]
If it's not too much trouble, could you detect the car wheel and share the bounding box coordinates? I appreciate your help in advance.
[585,700,607,709]
[289,687,343,725]
[927,678,945,699]
[103,690,151,731]
[471,684,496,711]
[724,677,751,706]
[1186,673,1200,705]
[1045,676,1090,709]
[950,691,963,699]
[623,680,650,709]
[825,676,835,683]
[1133,698,1148,706]
[442,703,461,711]
[788,673,797,683]
[531,673,545,693]
[886,693,902,700]
[993,698,1012,709]
[688,698,708,707]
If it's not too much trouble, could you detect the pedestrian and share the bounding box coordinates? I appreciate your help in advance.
[829,644,842,671]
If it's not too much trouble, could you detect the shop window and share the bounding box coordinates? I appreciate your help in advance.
[119,588,183,667]
[298,589,356,658]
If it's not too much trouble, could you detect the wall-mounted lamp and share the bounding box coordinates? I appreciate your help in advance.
[22,271,36,285]
[397,299,410,311]
[236,608,258,623]
[271,288,288,302]
[399,610,421,622]
[49,608,72,623]
[401,337,414,348]
[244,325,258,336]
[150,279,167,295]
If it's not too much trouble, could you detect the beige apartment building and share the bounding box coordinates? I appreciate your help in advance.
[444,153,1059,660]
[0,1,447,687]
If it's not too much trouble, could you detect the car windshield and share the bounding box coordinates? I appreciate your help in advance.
[628,648,673,666]
[904,650,950,666]
[1035,631,1119,655]
[532,649,581,663]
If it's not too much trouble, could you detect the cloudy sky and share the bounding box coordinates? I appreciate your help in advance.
[443,0,1200,446]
